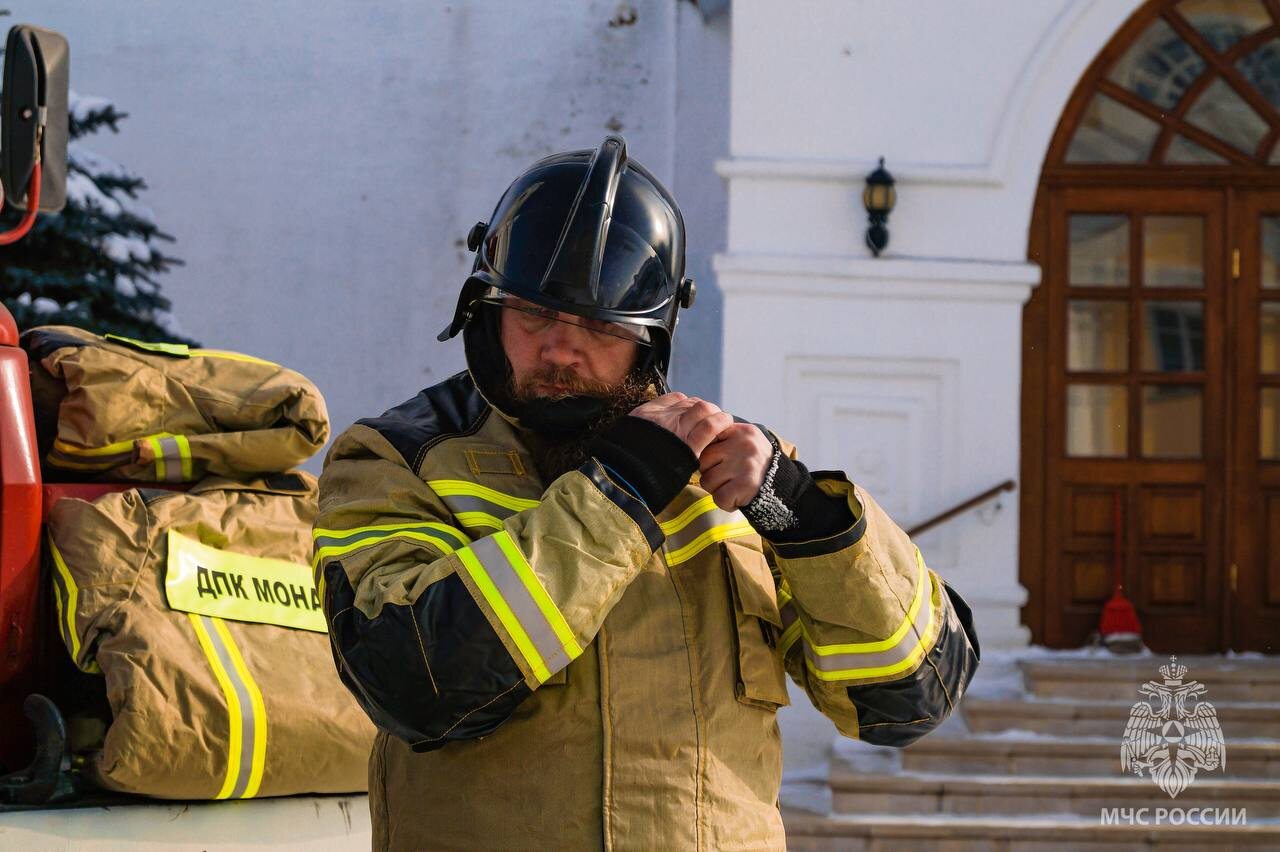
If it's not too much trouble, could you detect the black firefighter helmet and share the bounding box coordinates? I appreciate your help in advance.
[439,135,695,434]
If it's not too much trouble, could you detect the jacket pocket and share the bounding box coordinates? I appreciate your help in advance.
[723,540,790,709]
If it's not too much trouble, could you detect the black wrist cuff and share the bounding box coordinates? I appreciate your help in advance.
[745,447,855,544]
[586,416,697,514]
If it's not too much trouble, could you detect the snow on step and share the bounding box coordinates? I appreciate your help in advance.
[829,770,1280,819]
[783,812,1280,852]
[898,733,1280,779]
[1022,656,1280,703]
[962,696,1280,739]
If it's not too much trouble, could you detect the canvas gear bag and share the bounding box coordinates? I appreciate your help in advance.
[21,325,329,483]
[46,473,375,799]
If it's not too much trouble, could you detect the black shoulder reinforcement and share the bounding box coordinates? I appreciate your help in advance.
[846,583,980,748]
[356,371,490,474]
[18,327,90,361]
[324,560,530,751]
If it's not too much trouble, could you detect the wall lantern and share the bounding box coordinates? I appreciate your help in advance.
[862,156,896,257]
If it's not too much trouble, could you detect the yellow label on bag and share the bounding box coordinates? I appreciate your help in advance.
[165,530,327,633]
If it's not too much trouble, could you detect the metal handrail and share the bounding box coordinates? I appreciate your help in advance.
[906,480,1016,538]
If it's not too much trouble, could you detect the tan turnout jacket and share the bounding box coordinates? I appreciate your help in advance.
[22,325,328,482]
[316,372,979,850]
[48,473,376,799]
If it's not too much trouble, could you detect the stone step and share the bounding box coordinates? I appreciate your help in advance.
[783,812,1280,851]
[1021,657,1280,703]
[962,696,1280,739]
[829,770,1280,819]
[892,734,1280,779]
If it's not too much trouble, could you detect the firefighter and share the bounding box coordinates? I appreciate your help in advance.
[314,136,979,850]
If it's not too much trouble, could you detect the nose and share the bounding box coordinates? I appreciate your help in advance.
[538,319,587,367]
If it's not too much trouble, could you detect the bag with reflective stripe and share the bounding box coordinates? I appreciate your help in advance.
[45,473,376,799]
[22,325,329,483]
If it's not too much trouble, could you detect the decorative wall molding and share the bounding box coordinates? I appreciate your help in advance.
[783,354,960,553]
[714,252,1041,303]
[715,156,1005,187]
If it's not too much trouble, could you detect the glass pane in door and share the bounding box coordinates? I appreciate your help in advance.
[1068,384,1128,457]
[1144,216,1204,287]
[1069,301,1129,371]
[1262,302,1280,372]
[1143,301,1206,371]
[1143,385,1204,458]
[1070,215,1130,286]
[1263,217,1280,289]
[1262,387,1280,459]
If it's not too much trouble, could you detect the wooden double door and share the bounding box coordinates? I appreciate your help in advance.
[1032,187,1280,652]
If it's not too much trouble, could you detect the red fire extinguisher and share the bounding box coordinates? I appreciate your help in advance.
[1099,490,1142,651]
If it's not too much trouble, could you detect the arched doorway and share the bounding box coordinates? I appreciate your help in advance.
[1023,0,1280,652]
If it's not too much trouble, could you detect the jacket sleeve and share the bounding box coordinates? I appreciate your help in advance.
[314,423,663,752]
[767,450,980,748]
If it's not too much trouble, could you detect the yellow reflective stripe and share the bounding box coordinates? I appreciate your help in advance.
[312,520,469,541]
[453,511,505,531]
[210,618,268,799]
[660,494,718,536]
[311,520,469,568]
[777,580,802,657]
[104,334,191,357]
[43,457,120,471]
[455,546,551,683]
[50,437,134,457]
[779,619,803,658]
[801,550,937,683]
[427,480,540,512]
[188,613,244,799]
[47,535,102,675]
[803,630,930,683]
[190,348,276,366]
[808,548,927,657]
[48,535,82,663]
[175,434,193,481]
[49,564,73,658]
[493,531,582,658]
[664,520,755,566]
[311,529,461,569]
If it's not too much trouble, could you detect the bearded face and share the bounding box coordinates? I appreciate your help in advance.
[510,365,660,481]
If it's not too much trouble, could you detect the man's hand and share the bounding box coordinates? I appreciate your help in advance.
[698,422,773,511]
[629,392,734,456]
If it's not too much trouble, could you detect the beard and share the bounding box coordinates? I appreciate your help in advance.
[511,364,660,481]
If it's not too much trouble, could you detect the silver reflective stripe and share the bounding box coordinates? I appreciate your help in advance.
[441,494,517,522]
[663,506,746,555]
[803,563,937,679]
[198,615,258,798]
[157,436,186,482]
[313,524,468,553]
[468,536,573,675]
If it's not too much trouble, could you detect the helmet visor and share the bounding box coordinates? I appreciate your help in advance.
[477,287,652,345]
[482,209,674,313]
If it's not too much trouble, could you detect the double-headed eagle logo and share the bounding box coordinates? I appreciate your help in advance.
[1120,656,1226,798]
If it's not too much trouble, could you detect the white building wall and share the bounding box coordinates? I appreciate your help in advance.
[719,0,1145,654]
[19,0,730,450]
